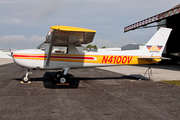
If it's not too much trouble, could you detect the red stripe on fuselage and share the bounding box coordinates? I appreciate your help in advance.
[13,55,95,60]
[13,55,45,58]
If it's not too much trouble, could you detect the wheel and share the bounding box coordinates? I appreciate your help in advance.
[60,77,66,83]
[22,75,30,83]
[57,75,68,83]
[56,71,62,78]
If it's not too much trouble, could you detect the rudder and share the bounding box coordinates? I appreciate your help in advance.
[141,27,172,57]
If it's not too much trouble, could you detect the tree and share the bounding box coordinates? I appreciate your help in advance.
[86,44,97,51]
[101,46,106,49]
[92,45,97,50]
[86,44,93,51]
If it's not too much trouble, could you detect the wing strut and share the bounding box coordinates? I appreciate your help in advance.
[46,31,55,66]
[46,40,54,66]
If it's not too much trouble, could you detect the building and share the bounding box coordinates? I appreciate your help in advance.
[124,4,180,64]
[98,47,121,52]
[121,43,145,50]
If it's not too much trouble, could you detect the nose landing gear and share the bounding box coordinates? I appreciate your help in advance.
[22,69,32,83]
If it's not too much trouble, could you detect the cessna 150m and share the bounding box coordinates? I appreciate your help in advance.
[13,26,172,83]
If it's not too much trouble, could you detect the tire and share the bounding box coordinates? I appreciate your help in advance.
[56,71,62,78]
[57,75,68,83]
[22,75,30,83]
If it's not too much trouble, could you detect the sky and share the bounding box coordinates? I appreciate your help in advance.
[0,0,179,49]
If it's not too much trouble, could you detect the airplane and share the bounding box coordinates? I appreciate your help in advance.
[12,25,172,83]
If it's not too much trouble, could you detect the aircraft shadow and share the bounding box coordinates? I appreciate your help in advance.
[129,74,150,80]
[137,64,180,72]
[74,75,139,81]
[14,72,80,89]
[14,71,143,89]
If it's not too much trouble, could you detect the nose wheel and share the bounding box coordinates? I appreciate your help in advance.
[22,75,30,83]
[22,69,32,83]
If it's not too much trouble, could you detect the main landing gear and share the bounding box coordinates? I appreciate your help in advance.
[21,68,70,84]
[22,69,32,83]
[56,68,69,84]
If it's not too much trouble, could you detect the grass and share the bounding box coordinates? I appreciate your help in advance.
[161,80,180,86]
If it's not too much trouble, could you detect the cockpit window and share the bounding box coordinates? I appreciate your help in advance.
[37,41,89,53]
[52,46,67,54]
[37,42,48,51]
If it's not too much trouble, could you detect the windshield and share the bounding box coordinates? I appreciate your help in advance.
[37,42,48,51]
[46,29,54,42]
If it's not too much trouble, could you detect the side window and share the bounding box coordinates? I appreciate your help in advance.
[76,46,89,53]
[52,46,67,54]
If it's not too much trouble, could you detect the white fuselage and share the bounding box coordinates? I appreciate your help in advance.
[12,46,158,70]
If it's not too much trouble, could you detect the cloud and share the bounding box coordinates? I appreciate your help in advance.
[12,18,21,24]
[92,39,117,48]
[92,36,134,48]
[0,17,21,24]
[0,0,38,4]
[33,0,61,20]
[92,27,158,48]
[0,35,45,49]
[84,0,120,3]
[0,0,180,49]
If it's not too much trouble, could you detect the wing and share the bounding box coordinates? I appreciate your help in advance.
[45,25,96,66]
[46,25,96,45]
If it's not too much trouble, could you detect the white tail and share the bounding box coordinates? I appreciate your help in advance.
[141,27,172,57]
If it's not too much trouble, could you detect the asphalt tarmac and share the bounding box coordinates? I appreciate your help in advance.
[0,63,180,120]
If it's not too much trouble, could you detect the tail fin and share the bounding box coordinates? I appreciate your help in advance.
[141,27,172,57]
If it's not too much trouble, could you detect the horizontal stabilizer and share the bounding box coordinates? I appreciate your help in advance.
[138,57,171,60]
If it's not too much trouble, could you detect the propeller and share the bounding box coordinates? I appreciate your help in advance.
[7,48,13,57]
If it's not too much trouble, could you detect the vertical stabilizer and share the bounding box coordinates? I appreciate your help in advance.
[141,27,172,57]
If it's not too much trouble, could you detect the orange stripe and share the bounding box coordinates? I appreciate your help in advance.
[13,54,161,65]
